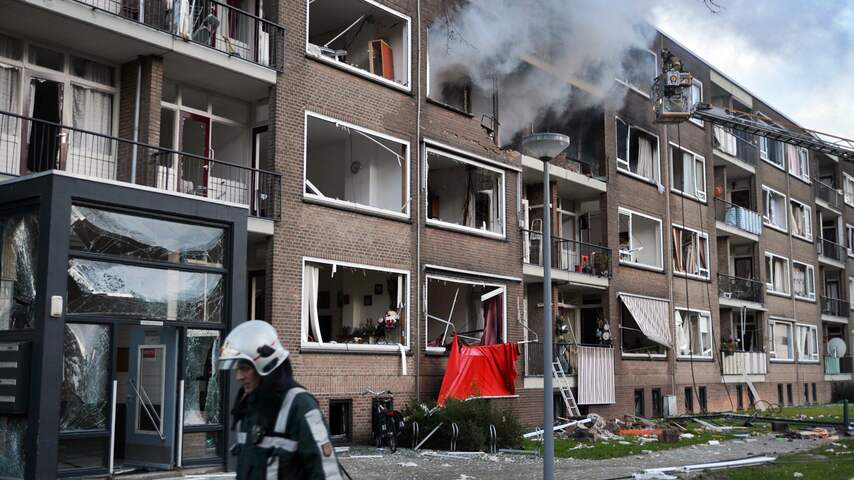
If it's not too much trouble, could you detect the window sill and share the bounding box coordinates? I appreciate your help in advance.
[769,358,795,363]
[426,346,448,355]
[792,234,813,244]
[617,168,660,188]
[670,189,707,205]
[767,290,792,299]
[621,352,667,360]
[615,79,652,99]
[794,295,817,303]
[306,50,412,94]
[761,158,786,172]
[303,195,411,223]
[790,174,811,185]
[673,271,711,282]
[619,260,664,273]
[300,342,411,354]
[689,119,704,128]
[426,219,506,240]
[763,222,789,234]
[797,359,821,364]
[426,97,476,118]
[677,356,714,362]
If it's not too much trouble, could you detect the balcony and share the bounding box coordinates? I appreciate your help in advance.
[0,110,280,220]
[522,229,611,288]
[824,355,853,377]
[814,178,842,211]
[821,296,850,318]
[524,342,575,377]
[718,273,764,306]
[817,237,847,265]
[713,125,757,169]
[714,197,762,239]
[721,351,767,376]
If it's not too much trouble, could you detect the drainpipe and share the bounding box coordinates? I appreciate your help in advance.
[415,0,422,402]
[130,57,143,184]
[785,156,801,401]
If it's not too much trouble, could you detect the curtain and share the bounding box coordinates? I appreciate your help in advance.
[0,66,19,175]
[683,231,696,275]
[577,346,615,405]
[480,296,501,346]
[74,59,112,86]
[71,86,114,178]
[698,236,708,274]
[699,316,711,356]
[302,264,323,343]
[773,260,786,292]
[786,144,799,174]
[769,193,778,225]
[636,135,654,180]
[672,227,683,272]
[620,294,671,347]
[675,310,690,355]
[682,152,693,194]
[793,266,805,295]
[790,205,801,236]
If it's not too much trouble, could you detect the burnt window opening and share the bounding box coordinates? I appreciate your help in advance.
[616,118,660,184]
[618,47,656,96]
[329,400,352,445]
[426,276,505,352]
[306,0,410,88]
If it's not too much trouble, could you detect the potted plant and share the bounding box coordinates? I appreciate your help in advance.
[720,335,737,355]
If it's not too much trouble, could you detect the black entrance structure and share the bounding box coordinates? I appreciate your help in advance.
[0,172,247,479]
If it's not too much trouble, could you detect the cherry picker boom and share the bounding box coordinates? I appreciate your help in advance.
[651,49,854,162]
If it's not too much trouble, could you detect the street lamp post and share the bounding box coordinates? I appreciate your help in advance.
[521,133,570,480]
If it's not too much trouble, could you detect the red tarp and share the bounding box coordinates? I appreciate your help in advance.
[437,336,519,406]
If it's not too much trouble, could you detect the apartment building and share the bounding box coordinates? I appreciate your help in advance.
[0,0,850,478]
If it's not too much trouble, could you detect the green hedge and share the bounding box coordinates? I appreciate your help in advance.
[401,399,523,451]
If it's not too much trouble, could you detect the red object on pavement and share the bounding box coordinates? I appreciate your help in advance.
[437,336,519,406]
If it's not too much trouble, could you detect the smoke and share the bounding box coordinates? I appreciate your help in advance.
[429,0,660,145]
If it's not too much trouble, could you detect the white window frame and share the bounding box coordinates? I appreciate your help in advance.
[615,47,657,98]
[300,257,411,353]
[792,261,816,302]
[789,198,812,242]
[787,147,810,184]
[796,323,819,363]
[425,145,506,239]
[669,142,707,202]
[304,0,412,92]
[675,308,713,359]
[619,292,669,359]
[765,251,791,297]
[424,273,508,354]
[849,277,854,310]
[762,185,788,232]
[768,318,795,362]
[689,78,704,127]
[757,113,785,170]
[847,224,854,257]
[845,173,854,207]
[615,117,661,185]
[302,111,411,220]
[671,223,710,280]
[618,207,664,272]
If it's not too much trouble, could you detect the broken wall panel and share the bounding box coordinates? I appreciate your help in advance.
[0,212,39,331]
[183,329,221,426]
[0,416,25,478]
[60,323,111,431]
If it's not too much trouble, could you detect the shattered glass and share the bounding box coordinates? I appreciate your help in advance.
[67,259,224,322]
[183,329,221,426]
[0,212,39,330]
[0,416,26,478]
[70,206,224,267]
[60,323,110,431]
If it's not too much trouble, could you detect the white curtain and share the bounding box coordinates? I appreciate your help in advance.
[302,264,323,343]
[396,275,404,309]
[793,266,805,295]
[790,206,801,236]
[786,144,799,174]
[0,65,20,175]
[577,346,615,405]
[675,310,690,355]
[71,86,115,178]
[682,152,693,194]
[636,136,654,180]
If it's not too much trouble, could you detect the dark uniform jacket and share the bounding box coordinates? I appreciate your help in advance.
[233,386,343,480]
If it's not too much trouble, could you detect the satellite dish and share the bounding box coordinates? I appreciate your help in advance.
[828,337,847,357]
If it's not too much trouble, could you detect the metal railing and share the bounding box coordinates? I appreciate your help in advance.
[814,178,843,210]
[721,351,767,376]
[525,342,575,377]
[714,197,762,236]
[718,273,764,304]
[553,155,607,182]
[74,0,284,70]
[0,110,280,220]
[824,355,853,375]
[821,296,850,317]
[522,229,611,278]
[817,237,847,262]
[713,125,757,165]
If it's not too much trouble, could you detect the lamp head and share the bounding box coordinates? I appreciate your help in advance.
[521,132,570,162]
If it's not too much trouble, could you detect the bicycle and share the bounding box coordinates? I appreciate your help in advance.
[362,389,405,453]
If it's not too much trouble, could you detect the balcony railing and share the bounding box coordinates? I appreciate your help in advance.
[75,0,284,70]
[525,342,575,377]
[0,110,280,220]
[714,197,762,236]
[718,273,764,304]
[817,237,847,262]
[821,296,850,317]
[721,351,767,376]
[522,230,611,278]
[713,125,757,165]
[825,355,853,375]
[814,178,842,210]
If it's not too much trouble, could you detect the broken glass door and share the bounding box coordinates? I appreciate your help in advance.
[179,113,210,197]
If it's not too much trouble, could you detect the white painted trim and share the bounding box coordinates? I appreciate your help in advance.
[761,184,788,232]
[615,116,661,185]
[689,78,704,127]
[668,141,707,203]
[791,260,816,301]
[424,138,522,172]
[765,251,791,296]
[423,266,521,283]
[425,273,508,351]
[671,222,711,280]
[618,207,664,271]
[789,198,813,242]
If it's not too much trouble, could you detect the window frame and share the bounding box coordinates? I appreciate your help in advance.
[757,113,785,170]
[689,78,704,127]
[768,318,795,363]
[791,260,816,302]
[424,145,507,239]
[849,277,854,311]
[762,185,788,233]
[789,198,813,242]
[302,110,411,220]
[618,207,664,272]
[671,223,710,280]
[764,251,791,297]
[299,257,411,353]
[304,0,412,92]
[675,307,713,360]
[615,47,657,98]
[847,224,854,257]
[424,273,508,354]
[845,173,854,207]
[669,142,707,203]
[615,117,662,186]
[787,146,810,184]
[619,293,668,359]
[795,323,819,363]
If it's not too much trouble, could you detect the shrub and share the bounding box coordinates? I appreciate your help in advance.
[832,382,854,403]
[401,399,522,451]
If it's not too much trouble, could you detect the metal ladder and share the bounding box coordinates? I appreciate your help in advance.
[553,358,581,417]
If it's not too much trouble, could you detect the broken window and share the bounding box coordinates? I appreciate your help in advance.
[0,212,39,331]
[183,330,221,426]
[689,79,704,127]
[427,28,493,118]
[787,145,810,182]
[762,186,787,231]
[70,206,225,267]
[769,319,794,361]
[426,148,504,236]
[67,259,224,322]
[306,0,410,88]
[615,118,659,183]
[619,297,667,357]
[618,48,656,96]
[305,113,409,217]
[426,275,505,352]
[618,208,663,269]
[765,252,790,296]
[0,417,26,478]
[670,144,706,201]
[792,262,815,301]
[671,225,709,279]
[302,260,408,349]
[796,324,819,362]
[675,309,712,358]
[60,323,110,432]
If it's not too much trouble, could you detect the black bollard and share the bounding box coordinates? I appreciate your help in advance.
[844,400,850,436]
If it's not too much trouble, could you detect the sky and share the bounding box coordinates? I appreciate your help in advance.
[652,0,854,139]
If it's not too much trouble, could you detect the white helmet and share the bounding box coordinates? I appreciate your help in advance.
[217,320,289,376]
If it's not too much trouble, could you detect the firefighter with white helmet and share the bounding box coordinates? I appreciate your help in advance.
[218,320,344,479]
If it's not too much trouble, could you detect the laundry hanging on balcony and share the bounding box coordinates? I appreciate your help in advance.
[437,336,519,406]
[619,293,671,347]
[577,346,615,405]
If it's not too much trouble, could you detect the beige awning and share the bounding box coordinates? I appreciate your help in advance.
[620,294,671,347]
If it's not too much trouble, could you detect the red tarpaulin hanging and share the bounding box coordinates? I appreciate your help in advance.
[437,336,519,406]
